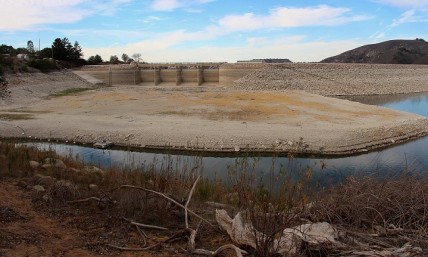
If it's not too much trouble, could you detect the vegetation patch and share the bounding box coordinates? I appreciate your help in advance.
[5,108,51,114]
[48,87,93,98]
[28,59,58,73]
[0,113,34,120]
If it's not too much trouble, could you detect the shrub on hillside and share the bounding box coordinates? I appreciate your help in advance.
[0,75,10,99]
[28,59,58,73]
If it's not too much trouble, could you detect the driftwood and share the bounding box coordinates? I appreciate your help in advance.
[215,209,422,257]
[122,217,168,230]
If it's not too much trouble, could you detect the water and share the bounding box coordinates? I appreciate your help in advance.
[20,92,428,185]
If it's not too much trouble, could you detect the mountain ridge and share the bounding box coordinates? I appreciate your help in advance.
[321,39,428,64]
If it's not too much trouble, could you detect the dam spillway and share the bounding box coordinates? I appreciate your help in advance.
[79,63,263,87]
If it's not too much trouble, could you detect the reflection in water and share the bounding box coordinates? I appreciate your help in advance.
[21,92,428,186]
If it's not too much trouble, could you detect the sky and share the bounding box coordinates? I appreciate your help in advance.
[0,0,427,63]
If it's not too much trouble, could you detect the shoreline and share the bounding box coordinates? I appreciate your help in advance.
[0,116,428,158]
[1,65,428,157]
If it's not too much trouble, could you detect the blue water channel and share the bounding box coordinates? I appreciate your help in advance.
[21,92,428,186]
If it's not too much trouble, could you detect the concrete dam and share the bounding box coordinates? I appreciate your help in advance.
[79,63,263,87]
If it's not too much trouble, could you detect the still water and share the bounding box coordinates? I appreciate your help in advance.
[22,92,428,185]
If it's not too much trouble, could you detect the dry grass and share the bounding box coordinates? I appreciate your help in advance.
[2,142,428,255]
[309,174,428,250]
[0,113,34,120]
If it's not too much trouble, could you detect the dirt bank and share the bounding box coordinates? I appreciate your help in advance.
[1,67,428,155]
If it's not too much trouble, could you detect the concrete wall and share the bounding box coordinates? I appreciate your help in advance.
[218,63,264,86]
[141,70,154,82]
[79,63,262,87]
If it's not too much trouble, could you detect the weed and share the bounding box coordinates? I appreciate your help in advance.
[47,87,93,98]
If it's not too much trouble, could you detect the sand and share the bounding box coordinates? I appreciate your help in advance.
[1,65,428,156]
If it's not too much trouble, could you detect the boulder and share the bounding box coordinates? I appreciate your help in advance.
[43,158,66,170]
[34,174,55,187]
[88,184,99,191]
[33,185,46,193]
[29,160,40,170]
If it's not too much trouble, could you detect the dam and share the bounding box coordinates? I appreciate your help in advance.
[79,63,263,87]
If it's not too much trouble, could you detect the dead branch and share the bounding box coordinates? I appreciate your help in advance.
[108,229,191,252]
[185,176,200,229]
[191,244,247,256]
[134,225,147,247]
[67,197,115,205]
[205,201,231,209]
[131,221,167,231]
[120,184,215,228]
[122,217,168,230]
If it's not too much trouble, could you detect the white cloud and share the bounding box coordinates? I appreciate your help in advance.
[84,33,364,63]
[150,0,214,11]
[375,0,428,8]
[370,9,428,38]
[0,0,131,31]
[217,5,371,32]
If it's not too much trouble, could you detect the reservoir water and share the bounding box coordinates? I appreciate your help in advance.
[20,92,428,185]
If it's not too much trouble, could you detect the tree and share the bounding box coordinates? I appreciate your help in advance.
[121,53,129,63]
[110,55,119,64]
[69,41,83,60]
[87,54,103,65]
[27,40,35,54]
[52,38,67,60]
[132,53,141,63]
[0,44,16,55]
[51,37,83,61]
[39,47,53,59]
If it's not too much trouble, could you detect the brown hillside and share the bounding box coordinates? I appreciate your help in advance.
[321,39,428,64]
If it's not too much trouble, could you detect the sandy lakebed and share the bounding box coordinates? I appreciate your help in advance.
[1,63,428,156]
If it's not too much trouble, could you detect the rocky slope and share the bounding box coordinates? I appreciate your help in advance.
[321,39,428,64]
[232,63,428,95]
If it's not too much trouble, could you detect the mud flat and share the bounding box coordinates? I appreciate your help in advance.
[1,68,428,156]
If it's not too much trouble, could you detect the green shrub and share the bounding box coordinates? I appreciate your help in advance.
[28,59,58,73]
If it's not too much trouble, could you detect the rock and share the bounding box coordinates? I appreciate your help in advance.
[67,167,80,173]
[55,179,74,188]
[29,160,40,170]
[44,158,66,170]
[41,163,53,170]
[82,165,105,175]
[34,174,55,187]
[33,185,45,193]
[88,184,98,191]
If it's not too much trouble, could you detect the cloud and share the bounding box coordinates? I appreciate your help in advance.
[0,0,131,31]
[150,0,214,11]
[370,9,428,38]
[375,0,428,8]
[84,33,364,63]
[217,5,371,32]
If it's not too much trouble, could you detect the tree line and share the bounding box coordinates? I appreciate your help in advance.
[87,52,142,65]
[1,37,144,73]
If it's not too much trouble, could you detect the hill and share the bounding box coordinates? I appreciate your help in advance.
[321,39,428,64]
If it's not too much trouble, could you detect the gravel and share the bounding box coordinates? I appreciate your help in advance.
[233,63,428,96]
